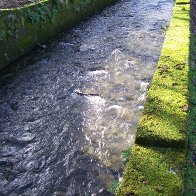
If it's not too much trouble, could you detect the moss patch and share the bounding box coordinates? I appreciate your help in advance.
[119,0,190,195]
[0,0,117,69]
[136,0,190,149]
[118,145,185,196]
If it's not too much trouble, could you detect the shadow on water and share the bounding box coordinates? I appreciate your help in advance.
[0,0,174,195]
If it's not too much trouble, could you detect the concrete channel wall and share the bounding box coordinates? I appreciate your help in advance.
[0,0,116,69]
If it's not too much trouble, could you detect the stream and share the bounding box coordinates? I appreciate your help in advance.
[0,0,173,195]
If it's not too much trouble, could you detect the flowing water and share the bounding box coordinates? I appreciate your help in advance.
[0,0,174,195]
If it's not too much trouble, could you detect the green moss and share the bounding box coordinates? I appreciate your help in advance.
[108,180,120,195]
[0,0,117,69]
[0,0,49,11]
[118,145,185,196]
[73,0,91,12]
[119,0,190,195]
[0,29,6,40]
[25,5,53,23]
[121,147,132,165]
[135,0,190,148]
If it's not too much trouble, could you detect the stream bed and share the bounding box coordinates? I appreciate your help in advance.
[0,0,173,195]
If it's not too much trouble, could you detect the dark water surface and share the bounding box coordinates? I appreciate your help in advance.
[0,0,173,195]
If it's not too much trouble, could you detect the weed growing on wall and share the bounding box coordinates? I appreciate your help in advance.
[0,29,6,40]
[25,0,61,23]
[73,0,91,12]
[121,147,132,165]
[108,180,120,195]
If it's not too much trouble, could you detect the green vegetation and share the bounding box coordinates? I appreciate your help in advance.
[73,0,91,12]
[121,147,132,165]
[118,0,191,195]
[0,0,117,69]
[119,145,185,195]
[108,180,120,195]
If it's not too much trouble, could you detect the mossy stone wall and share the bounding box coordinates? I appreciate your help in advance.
[0,0,116,69]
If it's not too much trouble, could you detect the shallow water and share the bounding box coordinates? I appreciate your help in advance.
[0,0,173,195]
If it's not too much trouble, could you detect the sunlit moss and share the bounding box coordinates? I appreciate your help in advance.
[119,145,185,195]
[119,0,190,195]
